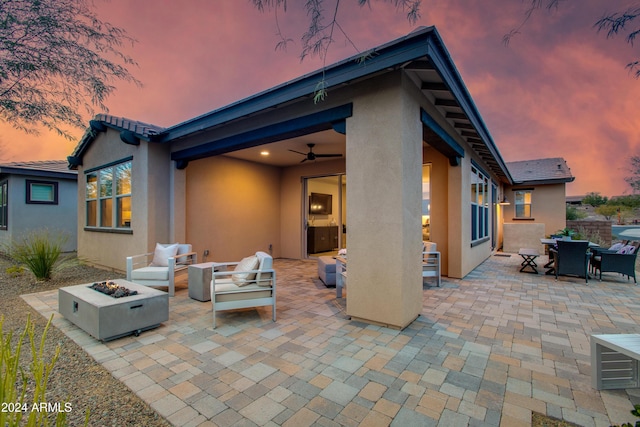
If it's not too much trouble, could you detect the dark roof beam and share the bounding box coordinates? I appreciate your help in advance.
[454,122,474,130]
[421,82,449,92]
[445,112,467,120]
[435,98,459,107]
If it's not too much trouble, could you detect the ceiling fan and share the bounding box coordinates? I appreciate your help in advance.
[289,143,342,163]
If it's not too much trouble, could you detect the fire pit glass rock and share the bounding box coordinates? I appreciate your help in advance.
[89,280,138,298]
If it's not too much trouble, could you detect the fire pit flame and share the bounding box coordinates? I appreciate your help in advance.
[89,280,138,298]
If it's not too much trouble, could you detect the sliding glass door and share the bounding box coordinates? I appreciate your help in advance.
[304,175,346,258]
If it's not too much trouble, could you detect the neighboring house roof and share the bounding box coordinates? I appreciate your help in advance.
[506,158,574,185]
[566,195,584,204]
[69,26,514,183]
[0,160,78,180]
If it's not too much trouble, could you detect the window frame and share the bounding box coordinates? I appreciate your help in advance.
[514,189,534,219]
[470,165,490,245]
[26,179,58,204]
[84,158,132,232]
[0,180,7,230]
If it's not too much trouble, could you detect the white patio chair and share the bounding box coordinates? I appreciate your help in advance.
[126,243,197,296]
[422,241,441,287]
[210,251,276,328]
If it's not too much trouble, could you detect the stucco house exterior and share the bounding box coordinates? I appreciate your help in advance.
[0,160,78,252]
[502,158,575,253]
[67,26,570,329]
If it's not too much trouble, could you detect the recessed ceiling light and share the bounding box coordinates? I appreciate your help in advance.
[260,151,270,156]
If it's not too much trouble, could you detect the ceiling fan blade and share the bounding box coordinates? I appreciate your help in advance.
[288,149,307,156]
[300,158,308,163]
[315,154,343,158]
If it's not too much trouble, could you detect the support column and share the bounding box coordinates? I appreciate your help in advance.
[345,73,423,329]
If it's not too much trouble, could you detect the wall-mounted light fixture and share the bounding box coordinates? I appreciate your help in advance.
[499,195,510,205]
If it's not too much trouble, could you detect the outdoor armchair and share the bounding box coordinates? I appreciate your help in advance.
[549,240,591,283]
[126,243,197,296]
[591,242,638,283]
[422,241,441,287]
[210,251,276,328]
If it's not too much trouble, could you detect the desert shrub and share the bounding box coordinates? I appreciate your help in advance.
[0,314,69,427]
[566,206,587,220]
[573,226,606,247]
[5,230,74,281]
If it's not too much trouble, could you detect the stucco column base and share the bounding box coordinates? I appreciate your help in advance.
[349,314,420,331]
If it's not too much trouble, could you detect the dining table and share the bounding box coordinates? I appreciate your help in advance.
[539,238,600,275]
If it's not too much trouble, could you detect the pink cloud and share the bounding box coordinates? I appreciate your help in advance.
[1,0,638,197]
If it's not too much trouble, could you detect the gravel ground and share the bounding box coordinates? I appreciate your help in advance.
[0,255,171,427]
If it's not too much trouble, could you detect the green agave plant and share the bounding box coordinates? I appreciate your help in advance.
[6,230,75,281]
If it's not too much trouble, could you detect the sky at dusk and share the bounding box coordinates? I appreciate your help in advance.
[1,0,639,197]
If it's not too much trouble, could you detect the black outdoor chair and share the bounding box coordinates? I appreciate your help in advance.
[549,240,591,283]
[591,242,639,283]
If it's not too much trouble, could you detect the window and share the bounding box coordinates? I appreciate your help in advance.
[26,180,58,204]
[515,190,533,218]
[85,160,131,229]
[0,180,7,230]
[471,166,489,243]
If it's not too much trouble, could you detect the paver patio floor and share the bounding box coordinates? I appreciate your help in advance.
[22,254,640,427]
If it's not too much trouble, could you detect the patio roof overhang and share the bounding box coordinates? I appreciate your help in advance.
[69,26,514,184]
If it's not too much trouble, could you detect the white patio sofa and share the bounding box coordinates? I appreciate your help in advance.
[210,251,276,328]
[126,243,197,297]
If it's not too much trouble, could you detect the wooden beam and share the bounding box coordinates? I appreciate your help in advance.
[421,82,449,92]
[454,122,474,130]
[435,98,458,107]
[446,112,467,120]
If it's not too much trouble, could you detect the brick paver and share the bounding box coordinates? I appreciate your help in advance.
[22,254,640,426]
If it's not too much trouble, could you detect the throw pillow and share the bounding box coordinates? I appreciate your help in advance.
[608,243,624,251]
[617,245,636,255]
[232,255,260,286]
[150,243,179,267]
[176,244,192,263]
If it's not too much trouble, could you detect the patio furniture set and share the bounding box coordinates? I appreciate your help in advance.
[60,243,277,342]
[517,238,639,283]
[57,240,640,394]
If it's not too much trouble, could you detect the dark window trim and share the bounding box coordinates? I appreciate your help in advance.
[471,236,490,247]
[84,156,133,174]
[471,159,489,178]
[26,179,58,204]
[84,227,133,234]
[512,217,536,221]
[0,180,7,230]
[85,160,132,230]
[512,187,535,191]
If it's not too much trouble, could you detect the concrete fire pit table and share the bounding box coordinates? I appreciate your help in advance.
[58,279,169,342]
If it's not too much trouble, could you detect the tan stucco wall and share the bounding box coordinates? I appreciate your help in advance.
[184,155,282,262]
[503,183,567,238]
[503,223,546,254]
[76,128,173,271]
[76,68,507,306]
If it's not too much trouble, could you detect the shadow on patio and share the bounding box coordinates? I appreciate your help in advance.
[22,254,640,426]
